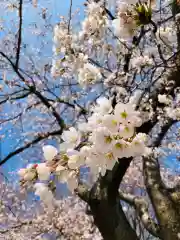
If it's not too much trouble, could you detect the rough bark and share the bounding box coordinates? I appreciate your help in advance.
[143,155,180,240]
[77,162,139,240]
[87,176,139,240]
[89,198,138,240]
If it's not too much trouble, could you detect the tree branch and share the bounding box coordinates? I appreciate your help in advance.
[68,0,73,33]
[16,0,23,69]
[0,51,65,129]
[143,153,180,239]
[30,86,65,128]
[119,191,160,238]
[0,129,63,166]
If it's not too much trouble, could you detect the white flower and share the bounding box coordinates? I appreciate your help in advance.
[87,151,117,175]
[66,171,78,192]
[81,1,107,38]
[90,127,114,153]
[115,103,133,122]
[34,183,53,205]
[102,114,119,133]
[117,1,132,12]
[86,1,103,15]
[129,115,142,127]
[56,168,78,192]
[87,113,103,130]
[94,97,112,115]
[73,53,88,70]
[27,163,34,169]
[112,17,136,39]
[86,152,101,169]
[61,127,81,150]
[132,55,153,69]
[166,107,180,120]
[18,168,27,178]
[56,165,66,173]
[131,133,147,156]
[82,17,98,33]
[104,152,117,170]
[23,171,36,181]
[112,140,131,158]
[78,63,102,85]
[77,122,90,132]
[36,163,51,181]
[53,24,71,54]
[42,145,58,161]
[118,124,135,139]
[114,102,141,126]
[67,150,85,169]
[158,94,172,105]
[175,13,180,20]
[176,93,180,103]
[68,155,82,169]
[80,146,92,158]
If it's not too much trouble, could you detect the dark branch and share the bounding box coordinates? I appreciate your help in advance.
[0,51,65,129]
[68,0,73,33]
[16,0,23,68]
[119,191,160,238]
[0,129,63,166]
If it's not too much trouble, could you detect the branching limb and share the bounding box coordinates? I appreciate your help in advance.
[119,191,160,238]
[0,51,65,128]
[0,129,63,166]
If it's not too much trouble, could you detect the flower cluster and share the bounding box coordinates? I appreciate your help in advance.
[158,94,172,105]
[81,98,147,176]
[112,1,153,39]
[0,183,102,240]
[34,182,54,206]
[158,94,180,120]
[166,107,180,120]
[78,62,102,86]
[132,55,153,70]
[52,0,155,85]
[53,18,102,85]
[19,97,148,204]
[53,21,77,56]
[79,1,108,40]
[112,2,137,39]
[18,164,37,181]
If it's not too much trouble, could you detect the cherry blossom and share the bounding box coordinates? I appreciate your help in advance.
[42,145,58,162]
[61,127,81,151]
[78,63,102,86]
[36,163,51,181]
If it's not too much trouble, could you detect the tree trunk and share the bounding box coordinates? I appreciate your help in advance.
[85,174,139,240]
[89,197,139,240]
[77,160,139,240]
[143,156,180,240]
[149,188,180,240]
